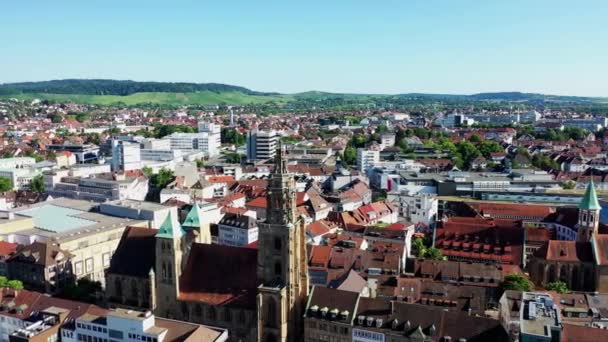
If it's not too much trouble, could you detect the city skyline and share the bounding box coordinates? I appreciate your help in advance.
[1,1,607,97]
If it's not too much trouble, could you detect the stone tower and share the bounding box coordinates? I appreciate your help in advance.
[182,201,212,244]
[257,142,309,342]
[577,180,601,242]
[154,212,186,318]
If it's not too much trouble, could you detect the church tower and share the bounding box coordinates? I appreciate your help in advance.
[154,212,186,318]
[257,142,309,342]
[577,180,601,242]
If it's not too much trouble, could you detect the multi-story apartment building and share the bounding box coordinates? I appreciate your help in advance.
[0,168,40,191]
[217,213,258,246]
[47,143,100,163]
[6,241,74,294]
[0,289,228,342]
[246,128,278,162]
[387,189,438,226]
[0,198,147,288]
[198,122,221,147]
[304,287,509,342]
[164,132,219,156]
[356,149,379,173]
[111,140,141,172]
[0,158,36,169]
[379,133,395,150]
[44,172,148,202]
[140,149,182,162]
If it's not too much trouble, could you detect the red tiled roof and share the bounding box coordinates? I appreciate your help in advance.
[246,197,267,208]
[534,240,594,263]
[179,243,258,308]
[0,241,17,257]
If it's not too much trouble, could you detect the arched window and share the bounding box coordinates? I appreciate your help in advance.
[266,298,277,328]
[131,280,138,299]
[274,238,281,251]
[559,265,569,283]
[167,262,173,281]
[572,267,579,291]
[239,310,246,325]
[115,279,122,298]
[547,264,557,282]
[224,309,232,322]
[195,304,203,317]
[274,262,281,276]
[162,263,167,280]
[181,302,188,317]
[207,306,217,320]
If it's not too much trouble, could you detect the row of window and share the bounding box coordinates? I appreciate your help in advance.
[76,322,108,333]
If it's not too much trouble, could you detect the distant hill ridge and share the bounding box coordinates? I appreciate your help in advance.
[0,79,279,96]
[0,79,604,105]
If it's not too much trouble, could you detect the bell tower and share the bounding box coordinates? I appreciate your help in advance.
[154,211,186,318]
[257,142,309,342]
[577,180,601,242]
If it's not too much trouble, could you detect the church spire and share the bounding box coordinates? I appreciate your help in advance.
[580,179,601,210]
[274,139,288,174]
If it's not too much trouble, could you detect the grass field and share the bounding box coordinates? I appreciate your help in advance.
[0,91,293,106]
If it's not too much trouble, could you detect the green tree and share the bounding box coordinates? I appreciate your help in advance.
[469,134,482,143]
[0,276,7,287]
[412,238,427,257]
[141,166,153,178]
[343,146,357,165]
[545,281,570,294]
[196,159,206,168]
[501,273,533,292]
[561,180,576,190]
[424,247,444,260]
[350,135,367,148]
[150,168,174,189]
[6,280,23,290]
[478,140,504,158]
[225,153,243,164]
[30,175,45,193]
[0,178,12,192]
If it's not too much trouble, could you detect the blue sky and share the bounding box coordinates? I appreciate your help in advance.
[1,1,607,96]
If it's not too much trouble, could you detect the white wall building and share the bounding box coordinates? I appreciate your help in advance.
[111,140,141,172]
[356,149,379,173]
[164,132,220,157]
[387,189,438,226]
[246,129,279,162]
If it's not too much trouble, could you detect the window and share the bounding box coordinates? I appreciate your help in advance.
[75,261,83,275]
[115,279,122,298]
[195,304,202,317]
[274,262,281,276]
[108,330,123,339]
[85,258,94,273]
[224,309,232,322]
[274,238,281,251]
[102,253,110,267]
[266,299,277,328]
[207,307,216,320]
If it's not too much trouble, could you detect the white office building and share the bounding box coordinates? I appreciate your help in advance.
[356,149,379,173]
[246,129,279,162]
[0,157,36,169]
[387,189,438,226]
[111,140,141,172]
[164,132,219,156]
[198,122,222,147]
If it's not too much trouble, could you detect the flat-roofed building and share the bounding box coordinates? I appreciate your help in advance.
[0,198,147,288]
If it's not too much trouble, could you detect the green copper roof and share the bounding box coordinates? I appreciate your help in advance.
[182,203,201,228]
[156,212,186,239]
[580,180,601,211]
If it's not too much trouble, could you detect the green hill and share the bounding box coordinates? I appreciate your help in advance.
[0,80,605,107]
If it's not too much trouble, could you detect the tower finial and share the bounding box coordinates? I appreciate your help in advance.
[275,139,288,174]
